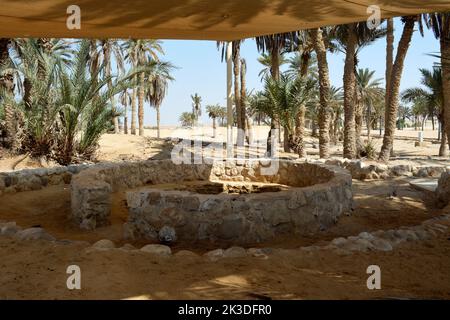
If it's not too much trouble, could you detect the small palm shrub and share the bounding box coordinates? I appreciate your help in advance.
[6,40,135,165]
[360,139,377,159]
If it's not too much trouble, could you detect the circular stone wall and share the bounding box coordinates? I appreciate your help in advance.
[69,159,353,243]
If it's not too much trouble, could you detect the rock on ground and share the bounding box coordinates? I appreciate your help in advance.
[14,228,55,241]
[91,239,116,250]
[140,244,172,256]
[158,226,177,244]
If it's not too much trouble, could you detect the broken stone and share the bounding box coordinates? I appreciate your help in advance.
[14,228,55,241]
[92,239,115,250]
[223,246,247,258]
[204,249,224,261]
[371,238,393,252]
[174,250,199,259]
[158,226,177,244]
[140,244,172,256]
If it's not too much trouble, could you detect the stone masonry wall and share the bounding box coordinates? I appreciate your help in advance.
[0,165,89,196]
[124,161,353,244]
[436,171,450,208]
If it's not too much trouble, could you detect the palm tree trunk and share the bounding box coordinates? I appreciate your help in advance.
[379,17,416,161]
[311,28,331,159]
[379,116,383,135]
[441,36,450,150]
[246,117,253,145]
[240,58,248,145]
[212,117,217,139]
[440,123,448,157]
[384,18,395,156]
[103,44,119,134]
[270,46,282,145]
[300,52,311,77]
[156,104,161,139]
[283,124,290,152]
[123,96,128,134]
[131,85,137,135]
[343,25,357,159]
[334,111,340,143]
[312,119,318,137]
[233,42,244,147]
[138,71,145,136]
[294,104,306,157]
[355,86,364,153]
[293,51,311,154]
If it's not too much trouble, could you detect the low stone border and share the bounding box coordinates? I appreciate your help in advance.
[0,165,89,195]
[436,172,450,208]
[3,213,448,262]
[324,158,450,181]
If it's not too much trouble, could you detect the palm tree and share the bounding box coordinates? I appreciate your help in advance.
[257,53,288,80]
[423,13,450,151]
[206,104,223,138]
[310,27,332,158]
[402,67,447,156]
[100,40,124,134]
[286,52,318,79]
[179,112,196,127]
[191,93,202,125]
[379,16,421,161]
[333,22,386,158]
[385,18,394,145]
[0,38,17,150]
[119,89,131,134]
[356,68,383,141]
[146,62,174,139]
[4,40,133,164]
[124,39,164,136]
[256,74,316,157]
[232,41,245,146]
[328,86,344,145]
[217,40,247,146]
[256,32,298,152]
[240,58,252,144]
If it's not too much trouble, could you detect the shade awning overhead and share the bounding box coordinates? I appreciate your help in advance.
[1,0,449,40]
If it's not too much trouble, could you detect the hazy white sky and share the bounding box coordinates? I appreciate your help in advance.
[137,18,440,126]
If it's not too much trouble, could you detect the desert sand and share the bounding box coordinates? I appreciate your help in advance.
[0,126,449,300]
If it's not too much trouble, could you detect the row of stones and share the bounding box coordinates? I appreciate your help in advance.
[88,213,450,260]
[323,158,449,181]
[0,165,89,195]
[0,223,266,260]
[302,214,450,255]
[2,214,448,261]
[437,172,450,208]
[211,160,334,187]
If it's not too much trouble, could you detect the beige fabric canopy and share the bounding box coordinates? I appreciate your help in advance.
[0,0,449,40]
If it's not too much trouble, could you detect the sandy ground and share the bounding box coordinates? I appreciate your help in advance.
[0,178,449,299]
[0,125,449,299]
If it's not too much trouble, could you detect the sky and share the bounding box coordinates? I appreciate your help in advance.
[138,18,440,127]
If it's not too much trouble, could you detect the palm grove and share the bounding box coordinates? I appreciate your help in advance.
[188,13,450,161]
[1,13,450,165]
[0,38,174,165]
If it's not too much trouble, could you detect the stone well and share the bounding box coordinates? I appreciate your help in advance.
[70,159,353,244]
